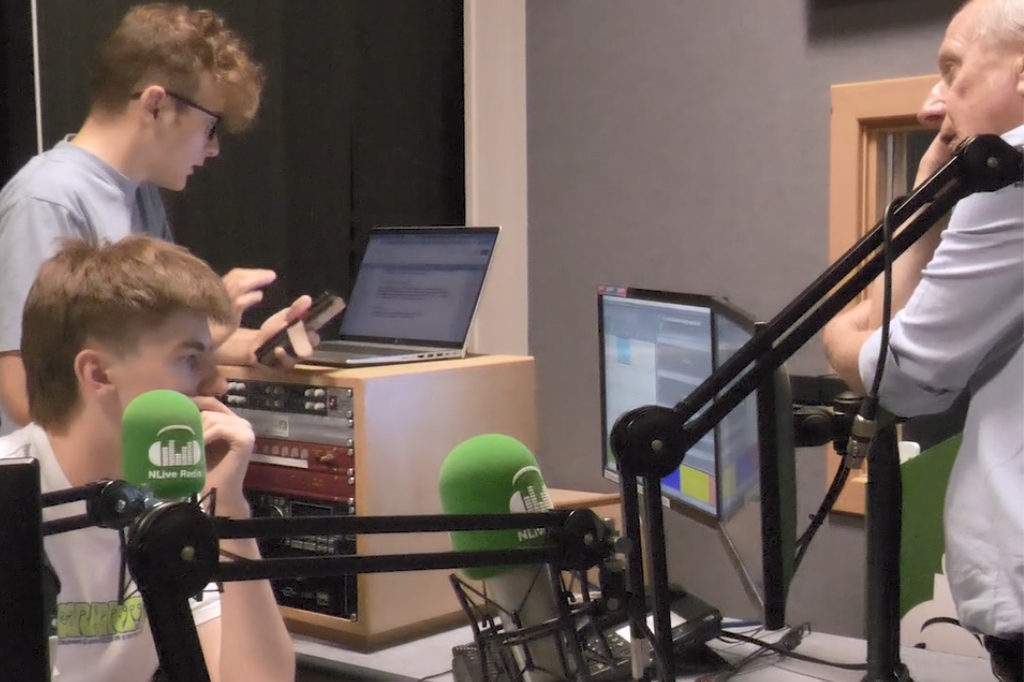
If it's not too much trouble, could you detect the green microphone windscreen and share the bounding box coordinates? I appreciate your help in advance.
[121,389,206,500]
[438,434,553,580]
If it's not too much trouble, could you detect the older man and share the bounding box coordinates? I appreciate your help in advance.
[822,0,1024,679]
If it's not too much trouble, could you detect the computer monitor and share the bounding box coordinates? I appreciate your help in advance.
[597,286,797,630]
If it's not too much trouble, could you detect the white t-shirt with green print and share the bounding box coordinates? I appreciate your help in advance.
[0,423,220,682]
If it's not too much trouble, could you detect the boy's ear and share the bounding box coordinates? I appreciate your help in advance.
[136,84,169,120]
[74,348,114,397]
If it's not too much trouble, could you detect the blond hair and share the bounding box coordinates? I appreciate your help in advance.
[90,3,265,132]
[22,235,232,429]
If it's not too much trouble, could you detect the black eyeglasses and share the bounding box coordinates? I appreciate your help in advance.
[130,90,222,140]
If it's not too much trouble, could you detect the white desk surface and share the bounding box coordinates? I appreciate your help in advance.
[293,624,994,682]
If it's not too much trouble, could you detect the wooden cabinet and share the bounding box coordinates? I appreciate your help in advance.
[220,355,537,650]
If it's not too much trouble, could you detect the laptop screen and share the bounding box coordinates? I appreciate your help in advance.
[336,227,499,347]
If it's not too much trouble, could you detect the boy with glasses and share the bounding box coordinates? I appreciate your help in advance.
[0,3,311,436]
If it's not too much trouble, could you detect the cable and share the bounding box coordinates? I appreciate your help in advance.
[699,645,774,682]
[797,465,848,549]
[698,623,809,682]
[793,464,850,573]
[714,625,766,654]
[717,626,867,671]
[793,194,901,576]
[415,670,453,682]
[703,648,775,682]
[870,194,903,399]
[789,196,901,578]
[844,193,906,467]
[852,191,902,429]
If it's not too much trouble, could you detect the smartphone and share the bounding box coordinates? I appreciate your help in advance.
[255,291,346,366]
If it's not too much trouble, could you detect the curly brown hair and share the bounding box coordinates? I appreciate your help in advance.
[89,3,265,133]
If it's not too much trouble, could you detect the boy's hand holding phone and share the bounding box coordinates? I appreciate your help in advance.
[253,292,346,367]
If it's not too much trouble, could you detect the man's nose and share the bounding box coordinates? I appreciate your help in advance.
[918,81,946,125]
[205,134,220,159]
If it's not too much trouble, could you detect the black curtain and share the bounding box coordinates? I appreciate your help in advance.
[31,0,465,325]
[0,0,38,186]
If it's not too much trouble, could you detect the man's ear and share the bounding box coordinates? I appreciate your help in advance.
[1016,55,1024,96]
[74,348,114,398]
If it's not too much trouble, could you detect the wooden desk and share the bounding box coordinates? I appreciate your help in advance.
[549,489,620,512]
[293,623,994,681]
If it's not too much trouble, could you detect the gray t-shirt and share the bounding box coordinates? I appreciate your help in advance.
[0,139,172,435]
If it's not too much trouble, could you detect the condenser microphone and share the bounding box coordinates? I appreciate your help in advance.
[439,434,571,682]
[122,390,207,501]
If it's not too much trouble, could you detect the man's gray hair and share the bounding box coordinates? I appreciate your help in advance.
[971,0,1024,49]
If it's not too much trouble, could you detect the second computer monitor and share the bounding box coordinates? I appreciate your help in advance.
[598,286,796,630]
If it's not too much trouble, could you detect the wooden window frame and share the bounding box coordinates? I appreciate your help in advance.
[826,74,938,515]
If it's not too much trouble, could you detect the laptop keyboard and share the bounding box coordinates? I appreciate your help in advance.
[317,343,413,357]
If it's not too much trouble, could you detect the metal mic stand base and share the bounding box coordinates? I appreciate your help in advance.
[861,424,913,682]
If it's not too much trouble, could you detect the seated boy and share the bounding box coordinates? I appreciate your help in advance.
[0,235,296,681]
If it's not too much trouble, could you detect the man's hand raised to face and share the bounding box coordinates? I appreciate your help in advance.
[194,395,256,518]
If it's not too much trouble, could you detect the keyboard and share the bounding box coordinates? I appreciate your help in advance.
[451,614,724,682]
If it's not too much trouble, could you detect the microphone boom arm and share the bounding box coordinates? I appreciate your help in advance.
[607,134,1023,682]
[611,134,1023,473]
[18,472,615,682]
[212,510,609,580]
[123,503,615,682]
[40,479,153,536]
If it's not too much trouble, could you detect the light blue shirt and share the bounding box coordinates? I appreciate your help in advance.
[859,124,1024,636]
[0,139,171,436]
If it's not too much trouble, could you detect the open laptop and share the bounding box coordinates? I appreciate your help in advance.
[306,226,500,368]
